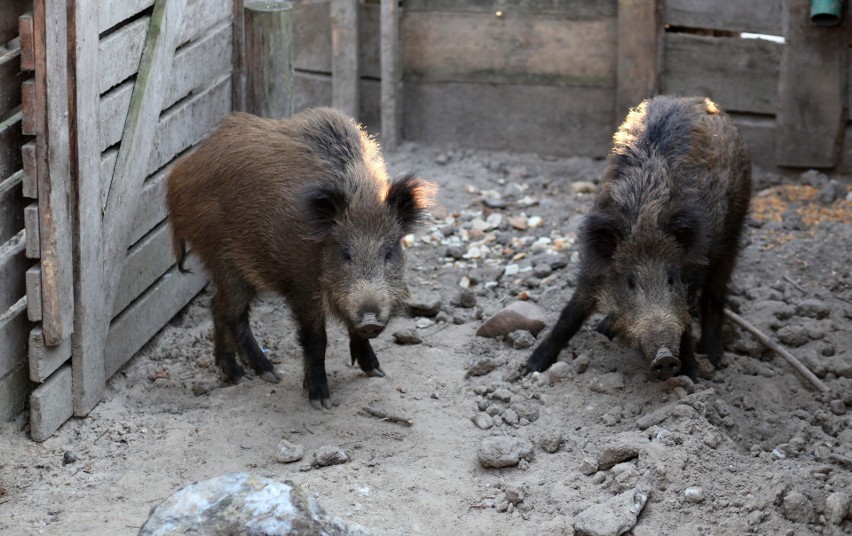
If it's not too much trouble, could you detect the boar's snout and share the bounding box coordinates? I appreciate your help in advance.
[651,347,680,380]
[355,312,385,339]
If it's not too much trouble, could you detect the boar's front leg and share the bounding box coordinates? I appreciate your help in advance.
[523,287,595,374]
[679,329,698,381]
[297,318,332,410]
[349,329,385,378]
[236,311,282,383]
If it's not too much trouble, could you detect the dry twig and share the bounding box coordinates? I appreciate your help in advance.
[360,406,413,426]
[725,308,829,393]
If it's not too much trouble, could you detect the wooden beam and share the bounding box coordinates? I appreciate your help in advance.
[331,0,359,119]
[0,296,28,379]
[24,202,39,258]
[0,229,26,313]
[19,12,34,71]
[28,325,72,383]
[664,0,783,36]
[231,0,245,112]
[244,1,294,118]
[775,0,846,167]
[380,0,401,150]
[29,364,72,442]
[21,141,36,199]
[26,264,42,321]
[615,0,662,125]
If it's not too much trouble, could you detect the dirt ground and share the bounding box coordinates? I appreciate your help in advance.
[1,143,850,535]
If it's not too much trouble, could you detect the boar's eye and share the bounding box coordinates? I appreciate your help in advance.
[383,243,396,262]
[626,273,638,290]
[667,268,678,287]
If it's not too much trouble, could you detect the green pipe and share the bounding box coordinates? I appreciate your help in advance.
[810,0,843,26]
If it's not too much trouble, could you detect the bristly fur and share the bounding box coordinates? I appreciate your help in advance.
[385,171,437,233]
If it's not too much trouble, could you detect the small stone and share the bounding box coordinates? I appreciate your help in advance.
[684,487,705,504]
[63,450,77,465]
[589,372,625,394]
[573,489,648,536]
[597,432,644,469]
[511,401,540,423]
[191,384,211,397]
[782,490,814,523]
[504,485,525,505]
[502,408,520,426]
[573,355,590,374]
[508,216,528,231]
[276,439,305,463]
[591,472,606,485]
[579,457,598,476]
[451,289,477,309]
[507,330,536,349]
[392,328,422,345]
[415,317,434,329]
[770,448,786,460]
[527,216,543,228]
[540,431,562,453]
[407,298,442,317]
[533,263,553,278]
[776,325,809,347]
[490,388,513,402]
[478,437,534,468]
[476,301,547,338]
[473,413,494,430]
[446,245,464,260]
[435,153,448,165]
[571,181,597,194]
[466,357,500,378]
[547,361,574,385]
[796,299,830,319]
[829,399,846,415]
[313,446,350,467]
[824,491,850,525]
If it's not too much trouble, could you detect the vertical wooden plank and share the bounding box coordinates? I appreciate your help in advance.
[775,0,845,167]
[19,12,34,71]
[615,0,662,124]
[331,0,359,119]
[26,265,42,322]
[21,141,37,199]
[29,364,72,442]
[34,0,74,347]
[232,0,245,112]
[69,0,104,416]
[380,0,401,150]
[24,202,39,258]
[244,1,294,118]
[20,79,36,136]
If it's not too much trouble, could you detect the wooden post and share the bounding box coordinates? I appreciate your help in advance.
[232,0,246,112]
[244,1,293,118]
[380,0,401,150]
[615,0,662,125]
[775,0,845,168]
[331,0,359,119]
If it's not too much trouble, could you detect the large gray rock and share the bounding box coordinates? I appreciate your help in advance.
[138,473,371,536]
[573,489,648,536]
[476,302,547,338]
[478,436,534,468]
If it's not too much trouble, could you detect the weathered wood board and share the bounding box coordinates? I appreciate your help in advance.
[0,360,30,422]
[380,0,401,149]
[402,10,616,88]
[113,222,175,316]
[99,0,155,34]
[0,46,22,119]
[0,296,28,379]
[615,0,660,125]
[23,202,38,258]
[403,82,614,157]
[331,0,359,118]
[665,0,783,36]
[0,230,27,314]
[662,33,782,115]
[292,2,380,78]
[18,12,34,71]
[729,113,777,172]
[25,264,41,321]
[21,140,36,198]
[29,363,71,442]
[404,0,617,18]
[28,324,71,382]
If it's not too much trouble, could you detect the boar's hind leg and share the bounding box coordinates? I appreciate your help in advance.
[523,289,594,374]
[236,311,282,383]
[679,329,698,381]
[212,288,248,383]
[349,330,385,377]
[697,255,736,368]
[297,319,332,410]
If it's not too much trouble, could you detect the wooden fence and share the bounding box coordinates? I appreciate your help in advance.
[1,0,850,440]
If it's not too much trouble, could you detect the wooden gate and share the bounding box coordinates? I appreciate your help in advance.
[22,0,236,440]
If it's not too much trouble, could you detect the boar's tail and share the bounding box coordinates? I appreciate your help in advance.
[173,236,192,274]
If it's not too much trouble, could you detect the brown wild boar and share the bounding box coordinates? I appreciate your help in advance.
[524,96,752,380]
[166,108,435,409]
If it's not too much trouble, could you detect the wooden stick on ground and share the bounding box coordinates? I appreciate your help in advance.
[361,406,413,426]
[724,308,830,394]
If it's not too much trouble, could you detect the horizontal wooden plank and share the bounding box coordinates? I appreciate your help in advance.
[293,72,381,135]
[0,110,23,182]
[18,12,34,71]
[99,0,155,34]
[23,202,38,258]
[130,168,168,245]
[729,113,776,171]
[402,10,615,87]
[176,0,233,48]
[29,363,72,442]
[105,257,207,379]
[292,2,380,78]
[0,0,30,44]
[0,296,28,379]
[403,81,614,157]
[0,229,26,313]
[404,0,617,17]
[0,168,24,246]
[28,325,71,383]
[21,140,35,198]
[0,47,22,119]
[661,33,782,115]
[113,221,175,316]
[98,16,148,94]
[665,0,783,36]
[98,81,133,152]
[0,359,31,422]
[25,264,40,321]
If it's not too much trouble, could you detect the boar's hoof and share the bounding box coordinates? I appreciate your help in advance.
[365,367,386,378]
[259,370,282,384]
[651,348,681,380]
[311,398,333,411]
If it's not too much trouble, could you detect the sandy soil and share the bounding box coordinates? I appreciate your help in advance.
[1,143,850,535]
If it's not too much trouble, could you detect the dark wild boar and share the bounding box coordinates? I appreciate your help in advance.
[524,96,751,380]
[166,108,435,409]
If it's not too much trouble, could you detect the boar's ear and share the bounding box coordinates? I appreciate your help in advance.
[582,212,624,261]
[386,172,437,233]
[300,182,347,237]
[664,204,707,261]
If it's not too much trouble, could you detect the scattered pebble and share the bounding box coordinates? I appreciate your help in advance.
[478,437,534,468]
[451,289,478,309]
[476,301,547,338]
[571,181,597,194]
[407,298,442,317]
[776,325,809,347]
[579,457,598,476]
[597,432,643,469]
[473,413,494,430]
[589,372,625,394]
[490,388,513,402]
[502,408,520,426]
[539,431,562,453]
[392,329,422,345]
[684,486,705,504]
[312,446,350,467]
[547,361,574,385]
[63,450,77,465]
[782,490,814,523]
[573,489,648,536]
[573,354,590,374]
[795,299,830,319]
[507,330,536,349]
[829,399,846,415]
[276,439,305,464]
[824,491,850,525]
